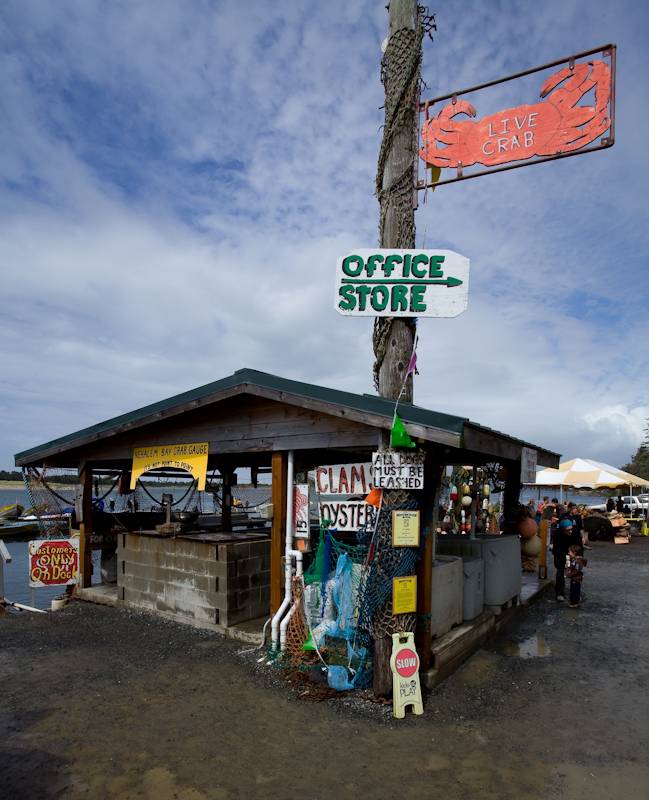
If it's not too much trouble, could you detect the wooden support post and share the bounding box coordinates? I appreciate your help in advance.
[78,466,93,589]
[538,518,549,580]
[221,470,232,532]
[270,451,288,614]
[416,460,442,671]
[502,459,522,535]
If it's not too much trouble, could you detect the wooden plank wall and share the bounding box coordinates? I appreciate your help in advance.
[66,396,379,463]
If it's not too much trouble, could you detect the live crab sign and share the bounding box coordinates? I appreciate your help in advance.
[418,44,616,188]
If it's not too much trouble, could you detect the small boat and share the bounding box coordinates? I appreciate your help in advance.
[0,519,41,538]
[0,503,24,520]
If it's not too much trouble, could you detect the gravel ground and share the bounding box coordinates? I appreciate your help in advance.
[1,539,648,799]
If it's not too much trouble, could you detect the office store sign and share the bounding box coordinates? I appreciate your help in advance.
[335,250,469,318]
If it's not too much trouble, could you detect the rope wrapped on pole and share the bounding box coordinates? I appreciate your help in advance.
[373,4,430,396]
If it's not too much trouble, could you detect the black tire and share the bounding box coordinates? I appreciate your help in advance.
[583,515,613,541]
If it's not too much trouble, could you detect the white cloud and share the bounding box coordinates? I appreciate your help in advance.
[0,0,648,471]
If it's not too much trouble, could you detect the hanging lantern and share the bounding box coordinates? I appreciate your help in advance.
[482,484,491,498]
[450,484,458,502]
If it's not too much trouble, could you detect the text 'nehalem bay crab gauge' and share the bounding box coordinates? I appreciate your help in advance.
[335,250,470,318]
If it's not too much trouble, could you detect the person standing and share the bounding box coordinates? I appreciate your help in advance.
[551,518,580,601]
[616,496,625,513]
[566,502,591,550]
[567,543,588,608]
[606,497,615,513]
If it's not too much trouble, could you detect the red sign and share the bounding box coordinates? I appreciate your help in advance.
[28,538,79,587]
[421,60,611,170]
[418,45,616,187]
[393,647,419,678]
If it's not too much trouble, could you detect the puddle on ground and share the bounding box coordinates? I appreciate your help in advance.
[497,633,552,658]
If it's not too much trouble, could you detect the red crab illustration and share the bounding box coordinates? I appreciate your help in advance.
[293,487,308,521]
[420,60,611,169]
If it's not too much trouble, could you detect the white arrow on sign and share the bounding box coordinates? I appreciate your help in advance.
[335,249,470,318]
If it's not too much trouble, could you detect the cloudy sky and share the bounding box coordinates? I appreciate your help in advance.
[1,0,647,470]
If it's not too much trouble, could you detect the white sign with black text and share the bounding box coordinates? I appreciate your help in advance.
[293,484,310,538]
[318,500,377,532]
[372,451,425,490]
[314,463,373,496]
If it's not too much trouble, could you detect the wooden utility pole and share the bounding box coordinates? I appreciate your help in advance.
[373,0,420,402]
[372,0,424,697]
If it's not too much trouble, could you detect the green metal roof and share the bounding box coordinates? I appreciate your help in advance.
[15,368,467,465]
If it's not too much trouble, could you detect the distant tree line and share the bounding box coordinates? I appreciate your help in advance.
[621,421,649,480]
[0,470,23,481]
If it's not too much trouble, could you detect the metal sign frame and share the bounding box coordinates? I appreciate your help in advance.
[417,44,616,189]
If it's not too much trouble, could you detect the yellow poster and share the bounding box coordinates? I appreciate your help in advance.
[130,442,209,490]
[392,575,417,615]
[392,510,420,547]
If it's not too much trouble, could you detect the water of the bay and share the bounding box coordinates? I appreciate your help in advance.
[0,483,232,609]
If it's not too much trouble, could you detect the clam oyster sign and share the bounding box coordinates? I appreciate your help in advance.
[335,249,469,317]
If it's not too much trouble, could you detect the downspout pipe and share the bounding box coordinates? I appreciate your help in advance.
[271,450,295,651]
[280,548,303,649]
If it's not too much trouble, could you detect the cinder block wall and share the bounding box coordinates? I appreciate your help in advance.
[117,533,270,628]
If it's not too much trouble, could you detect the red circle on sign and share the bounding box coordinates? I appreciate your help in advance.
[394,647,419,678]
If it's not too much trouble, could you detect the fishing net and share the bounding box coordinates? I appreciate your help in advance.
[275,490,421,692]
[356,491,419,645]
[284,577,319,668]
[22,467,78,538]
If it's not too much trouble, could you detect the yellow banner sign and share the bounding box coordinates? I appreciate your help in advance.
[130,443,209,490]
[392,575,417,615]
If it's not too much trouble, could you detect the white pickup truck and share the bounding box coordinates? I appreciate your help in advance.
[589,496,648,516]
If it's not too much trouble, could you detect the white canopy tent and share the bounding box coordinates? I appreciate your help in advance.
[528,458,649,502]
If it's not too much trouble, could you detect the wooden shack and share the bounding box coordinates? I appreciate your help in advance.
[15,368,559,658]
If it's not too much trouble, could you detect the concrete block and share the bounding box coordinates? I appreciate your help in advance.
[208,560,236,580]
[249,541,270,557]
[236,557,261,576]
[178,540,217,560]
[123,587,156,611]
[164,582,215,606]
[228,574,250,591]
[230,543,250,559]
[222,606,254,626]
[156,597,176,614]
[250,571,270,588]
[235,588,261,609]
[249,600,270,619]
[121,574,166,596]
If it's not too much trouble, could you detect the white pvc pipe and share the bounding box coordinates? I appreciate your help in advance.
[9,601,47,614]
[279,549,303,648]
[271,450,295,650]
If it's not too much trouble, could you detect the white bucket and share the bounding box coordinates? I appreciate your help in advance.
[51,596,68,612]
